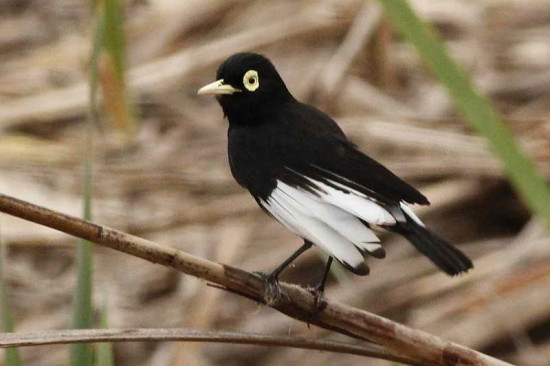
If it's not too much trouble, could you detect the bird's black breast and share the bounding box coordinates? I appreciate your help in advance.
[228,122,280,199]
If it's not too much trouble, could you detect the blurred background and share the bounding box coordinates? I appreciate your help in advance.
[0,0,549,365]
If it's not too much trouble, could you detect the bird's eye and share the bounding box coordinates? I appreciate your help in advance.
[243,70,259,92]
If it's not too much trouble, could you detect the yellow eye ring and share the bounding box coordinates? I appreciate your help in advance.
[243,70,259,92]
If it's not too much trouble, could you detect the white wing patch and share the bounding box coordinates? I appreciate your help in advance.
[261,191,365,270]
[260,176,427,270]
[261,177,411,271]
[307,178,397,225]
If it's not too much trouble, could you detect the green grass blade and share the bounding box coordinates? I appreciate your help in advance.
[68,6,104,366]
[96,302,115,366]
[89,5,105,130]
[69,239,94,366]
[379,0,550,225]
[103,0,125,77]
[101,0,137,136]
[0,229,24,366]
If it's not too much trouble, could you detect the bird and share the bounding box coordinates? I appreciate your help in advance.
[197,52,473,302]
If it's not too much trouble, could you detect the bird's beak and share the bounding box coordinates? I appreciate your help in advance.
[197,79,241,95]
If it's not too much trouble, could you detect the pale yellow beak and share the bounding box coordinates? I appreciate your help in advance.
[197,79,241,95]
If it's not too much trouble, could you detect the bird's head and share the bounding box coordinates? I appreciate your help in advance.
[197,53,293,123]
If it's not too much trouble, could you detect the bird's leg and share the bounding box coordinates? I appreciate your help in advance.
[310,256,333,312]
[267,241,313,281]
[264,240,312,305]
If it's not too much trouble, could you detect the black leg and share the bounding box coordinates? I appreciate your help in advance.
[267,240,313,281]
[310,256,333,312]
[264,240,312,305]
[315,256,333,294]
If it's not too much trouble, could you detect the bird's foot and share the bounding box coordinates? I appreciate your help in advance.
[263,275,288,306]
[308,285,328,313]
[252,270,268,278]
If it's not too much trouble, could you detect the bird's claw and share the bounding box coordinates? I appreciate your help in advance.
[264,276,288,306]
[252,270,268,279]
[308,285,328,313]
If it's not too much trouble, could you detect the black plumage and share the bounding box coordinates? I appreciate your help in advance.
[198,53,472,292]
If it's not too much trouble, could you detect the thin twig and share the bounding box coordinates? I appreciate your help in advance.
[0,328,422,365]
[0,193,514,366]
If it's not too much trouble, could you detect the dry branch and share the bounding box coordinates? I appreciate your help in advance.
[0,193,514,366]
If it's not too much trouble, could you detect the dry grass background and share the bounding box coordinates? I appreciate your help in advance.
[0,0,549,365]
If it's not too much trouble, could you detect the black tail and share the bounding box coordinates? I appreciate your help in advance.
[394,217,473,275]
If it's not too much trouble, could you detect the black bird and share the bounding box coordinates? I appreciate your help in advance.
[198,53,472,299]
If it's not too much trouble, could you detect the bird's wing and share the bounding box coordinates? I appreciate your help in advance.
[259,172,427,274]
[282,144,429,207]
[259,179,386,275]
[279,103,429,206]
